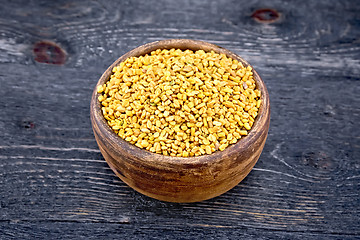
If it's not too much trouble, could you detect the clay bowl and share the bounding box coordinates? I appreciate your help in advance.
[90,39,270,203]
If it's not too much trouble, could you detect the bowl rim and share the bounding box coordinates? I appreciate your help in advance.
[90,39,270,165]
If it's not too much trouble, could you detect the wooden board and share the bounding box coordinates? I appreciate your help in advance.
[0,0,359,238]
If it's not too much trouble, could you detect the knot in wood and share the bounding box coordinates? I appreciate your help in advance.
[252,9,280,23]
[33,41,66,65]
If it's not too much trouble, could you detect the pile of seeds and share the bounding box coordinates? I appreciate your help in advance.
[97,48,261,157]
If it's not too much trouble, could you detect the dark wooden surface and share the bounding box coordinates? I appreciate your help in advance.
[0,0,359,239]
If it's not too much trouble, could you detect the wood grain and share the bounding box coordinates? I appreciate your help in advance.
[0,0,359,238]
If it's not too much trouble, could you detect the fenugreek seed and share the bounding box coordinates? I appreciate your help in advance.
[215,142,220,150]
[146,120,153,129]
[220,139,227,144]
[153,142,161,152]
[135,142,143,148]
[112,125,120,130]
[212,126,220,132]
[256,100,261,108]
[97,85,104,93]
[158,105,165,111]
[242,82,248,89]
[195,122,203,128]
[203,139,210,145]
[204,145,212,154]
[191,127,196,136]
[154,97,161,104]
[183,104,191,112]
[213,121,222,126]
[219,143,228,151]
[233,132,240,139]
[218,132,226,138]
[239,130,248,135]
[188,114,195,122]
[163,111,170,117]
[243,112,250,119]
[208,134,217,142]
[141,140,149,148]
[98,95,104,102]
[141,128,150,133]
[166,116,174,122]
[244,122,251,130]
[246,80,252,87]
[98,48,260,156]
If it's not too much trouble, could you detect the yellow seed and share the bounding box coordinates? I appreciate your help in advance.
[97,85,104,93]
[223,101,234,108]
[233,132,240,139]
[223,87,233,93]
[98,95,104,102]
[243,112,250,119]
[98,48,260,157]
[213,121,222,126]
[154,142,161,152]
[208,134,217,142]
[203,118,208,127]
[191,127,196,136]
[217,132,226,138]
[141,140,149,148]
[183,104,191,112]
[154,97,161,104]
[239,130,248,135]
[256,100,261,108]
[196,102,206,109]
[163,111,170,117]
[219,144,228,151]
[188,114,195,122]
[202,139,210,145]
[205,145,212,154]
[141,128,150,133]
[220,139,227,144]
[138,133,146,139]
[146,120,153,129]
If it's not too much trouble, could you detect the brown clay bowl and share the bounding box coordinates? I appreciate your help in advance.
[90,39,270,203]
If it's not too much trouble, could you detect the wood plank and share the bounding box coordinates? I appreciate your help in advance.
[1,223,359,239]
[0,0,359,238]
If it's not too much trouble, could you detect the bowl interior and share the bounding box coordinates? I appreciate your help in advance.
[91,39,270,166]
